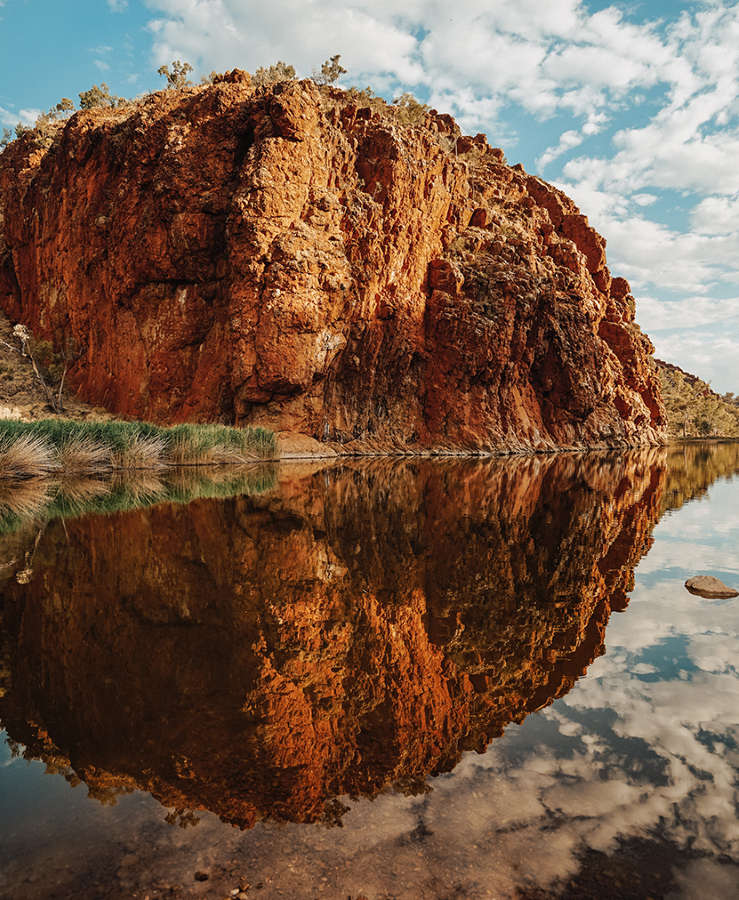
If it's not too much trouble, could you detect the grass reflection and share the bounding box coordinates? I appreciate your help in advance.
[0,464,278,536]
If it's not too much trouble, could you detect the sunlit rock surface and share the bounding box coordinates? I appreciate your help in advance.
[0,78,665,451]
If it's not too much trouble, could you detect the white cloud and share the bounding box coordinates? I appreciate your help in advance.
[146,1,424,87]
[1,107,41,129]
[141,1,697,119]
[632,193,657,207]
[0,105,16,127]
[107,0,128,11]
[692,193,739,234]
[537,130,583,169]
[17,108,42,126]
[94,60,111,72]
[637,296,739,332]
[649,331,739,391]
[582,110,609,136]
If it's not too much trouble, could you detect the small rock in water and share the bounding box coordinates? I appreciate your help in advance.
[685,575,738,599]
[194,871,209,882]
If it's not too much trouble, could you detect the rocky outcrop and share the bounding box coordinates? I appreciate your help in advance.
[0,76,666,452]
[684,575,738,599]
[0,451,665,828]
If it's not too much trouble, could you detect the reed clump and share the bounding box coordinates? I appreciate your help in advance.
[0,434,57,479]
[0,419,276,480]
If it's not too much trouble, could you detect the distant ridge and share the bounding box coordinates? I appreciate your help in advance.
[656,359,739,437]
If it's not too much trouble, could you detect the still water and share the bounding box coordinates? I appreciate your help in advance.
[0,443,737,899]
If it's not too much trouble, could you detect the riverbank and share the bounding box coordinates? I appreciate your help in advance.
[0,419,276,479]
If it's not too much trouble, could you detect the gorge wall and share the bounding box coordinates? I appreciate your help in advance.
[0,75,666,452]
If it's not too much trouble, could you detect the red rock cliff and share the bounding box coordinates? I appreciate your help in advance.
[0,76,665,451]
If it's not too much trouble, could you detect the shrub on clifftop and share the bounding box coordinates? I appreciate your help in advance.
[157,60,193,90]
[252,61,296,88]
[79,83,123,110]
[312,54,347,86]
[393,92,430,125]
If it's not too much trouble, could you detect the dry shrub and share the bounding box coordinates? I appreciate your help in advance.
[114,435,167,470]
[252,61,296,89]
[55,438,112,475]
[199,445,256,466]
[167,435,198,467]
[168,436,255,467]
[0,435,57,479]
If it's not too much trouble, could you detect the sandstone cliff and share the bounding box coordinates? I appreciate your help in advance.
[0,452,664,828]
[0,74,665,452]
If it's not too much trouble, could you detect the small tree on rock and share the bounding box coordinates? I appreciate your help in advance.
[79,83,122,109]
[157,60,193,89]
[55,98,75,115]
[393,92,429,125]
[313,54,346,86]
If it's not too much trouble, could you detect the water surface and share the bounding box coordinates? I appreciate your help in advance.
[0,444,737,898]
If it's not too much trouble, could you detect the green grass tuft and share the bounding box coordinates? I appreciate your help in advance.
[0,419,277,479]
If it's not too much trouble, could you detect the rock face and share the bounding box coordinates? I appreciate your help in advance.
[0,452,664,827]
[0,76,666,452]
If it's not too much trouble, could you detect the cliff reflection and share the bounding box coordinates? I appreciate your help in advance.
[0,449,703,830]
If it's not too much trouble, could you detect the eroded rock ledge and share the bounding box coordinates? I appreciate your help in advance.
[0,74,666,452]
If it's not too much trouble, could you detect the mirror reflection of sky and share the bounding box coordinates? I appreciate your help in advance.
[0,462,737,898]
[424,469,739,895]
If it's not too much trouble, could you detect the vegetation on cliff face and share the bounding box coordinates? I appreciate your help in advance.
[657,359,739,437]
[0,59,666,452]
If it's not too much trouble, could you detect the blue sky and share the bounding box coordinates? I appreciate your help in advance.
[1,0,738,392]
